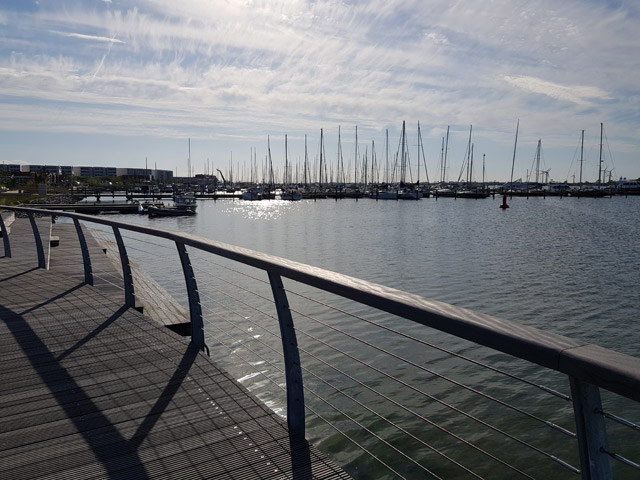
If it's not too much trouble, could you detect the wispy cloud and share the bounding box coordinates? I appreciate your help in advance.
[504,75,611,106]
[58,32,124,44]
[0,0,638,179]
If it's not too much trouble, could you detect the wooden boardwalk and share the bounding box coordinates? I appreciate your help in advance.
[0,215,350,479]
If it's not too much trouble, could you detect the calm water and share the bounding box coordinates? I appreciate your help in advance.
[130,194,639,353]
[99,194,639,478]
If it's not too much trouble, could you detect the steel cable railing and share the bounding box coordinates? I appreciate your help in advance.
[595,409,640,473]
[288,289,572,401]
[187,247,572,401]
[194,293,412,479]
[602,450,640,471]
[195,277,494,477]
[190,270,569,474]
[296,342,532,479]
[182,260,493,477]
[188,248,574,427]
[598,410,640,431]
[290,314,579,475]
[286,294,577,435]
[96,222,635,478]
[181,254,578,476]
[126,239,580,476]
[3,207,638,479]
[199,303,436,479]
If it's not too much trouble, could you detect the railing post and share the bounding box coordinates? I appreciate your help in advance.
[112,226,136,308]
[27,212,46,269]
[267,271,305,438]
[0,213,11,258]
[570,377,612,479]
[73,218,93,286]
[175,241,206,353]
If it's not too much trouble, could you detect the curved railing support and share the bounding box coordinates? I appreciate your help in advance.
[73,218,93,286]
[112,226,135,308]
[27,212,46,269]
[268,271,305,438]
[0,213,11,258]
[570,378,611,479]
[176,241,206,353]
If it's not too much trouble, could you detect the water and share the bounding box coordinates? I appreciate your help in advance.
[95,194,639,478]
[131,195,639,353]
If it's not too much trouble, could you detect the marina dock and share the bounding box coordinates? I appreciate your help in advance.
[0,215,349,479]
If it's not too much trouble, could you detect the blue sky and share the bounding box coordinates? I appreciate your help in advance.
[1,0,638,182]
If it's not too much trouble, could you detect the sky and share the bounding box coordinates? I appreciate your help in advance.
[0,0,639,183]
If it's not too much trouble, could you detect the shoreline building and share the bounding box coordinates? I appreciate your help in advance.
[1,164,173,183]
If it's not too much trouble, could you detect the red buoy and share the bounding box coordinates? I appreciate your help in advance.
[499,194,509,209]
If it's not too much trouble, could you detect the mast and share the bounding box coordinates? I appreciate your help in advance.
[363,146,368,186]
[319,128,324,188]
[579,129,584,187]
[467,125,472,183]
[535,139,541,184]
[458,125,472,183]
[337,126,344,186]
[469,144,474,184]
[385,129,389,184]
[371,140,376,185]
[268,136,274,192]
[284,134,288,185]
[509,120,519,190]
[354,126,358,185]
[304,135,308,186]
[443,126,450,183]
[598,122,604,185]
[400,120,406,185]
[418,123,429,185]
[417,122,421,184]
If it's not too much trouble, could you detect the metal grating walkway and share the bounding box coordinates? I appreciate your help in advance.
[0,215,351,479]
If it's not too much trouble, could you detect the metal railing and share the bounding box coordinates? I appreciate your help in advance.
[1,205,638,479]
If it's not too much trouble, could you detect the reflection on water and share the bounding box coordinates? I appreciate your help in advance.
[220,198,304,220]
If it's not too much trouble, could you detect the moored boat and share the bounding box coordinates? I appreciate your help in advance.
[456,187,489,199]
[241,188,263,201]
[148,194,197,216]
[280,189,303,201]
[398,188,423,200]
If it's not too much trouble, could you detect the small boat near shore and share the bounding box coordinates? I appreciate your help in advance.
[148,194,197,217]
[241,188,263,201]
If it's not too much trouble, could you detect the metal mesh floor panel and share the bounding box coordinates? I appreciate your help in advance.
[0,217,350,480]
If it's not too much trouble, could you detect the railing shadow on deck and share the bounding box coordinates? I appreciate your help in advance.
[1,205,639,480]
[1,302,150,478]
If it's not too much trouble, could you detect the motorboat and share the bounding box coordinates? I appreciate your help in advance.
[148,194,197,216]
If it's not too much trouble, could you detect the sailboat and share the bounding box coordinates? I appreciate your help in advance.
[280,134,302,200]
[241,147,263,200]
[456,125,489,199]
[370,129,398,199]
[371,121,422,199]
[432,126,457,197]
[569,127,609,198]
[397,121,422,199]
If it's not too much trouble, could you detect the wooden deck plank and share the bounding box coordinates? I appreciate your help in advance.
[0,216,350,480]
